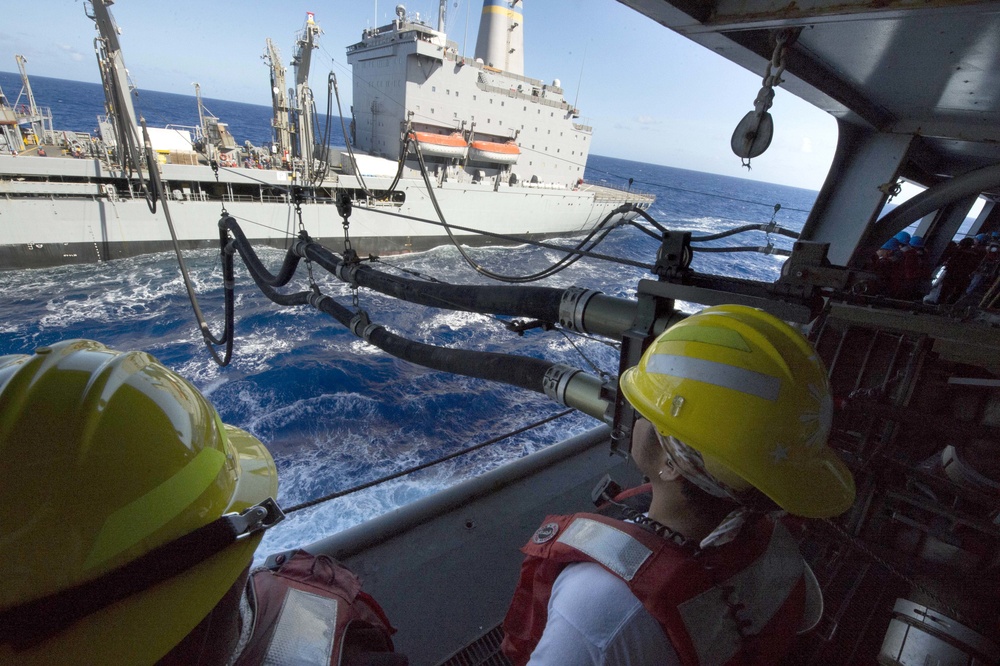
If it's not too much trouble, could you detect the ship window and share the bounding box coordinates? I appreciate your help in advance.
[499,121,503,126]
[550,112,554,117]
[447,89,450,95]
[547,130,551,134]
[432,86,437,92]
[523,106,527,111]
[473,95,477,100]
[487,119,491,123]
[454,112,458,118]
[560,132,563,136]
[557,149,560,153]
[490,98,493,104]
[456,92,459,97]
[501,101,505,106]
[431,108,435,113]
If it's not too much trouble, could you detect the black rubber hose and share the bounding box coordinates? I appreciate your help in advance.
[309,294,554,392]
[221,216,302,287]
[223,239,311,308]
[223,227,560,393]
[301,242,566,321]
[366,326,554,392]
[691,223,799,242]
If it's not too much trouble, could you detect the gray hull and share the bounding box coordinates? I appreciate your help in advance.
[0,157,649,270]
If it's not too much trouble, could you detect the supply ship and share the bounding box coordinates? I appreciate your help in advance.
[0,1,652,270]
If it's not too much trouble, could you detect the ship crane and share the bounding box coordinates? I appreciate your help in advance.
[13,55,50,147]
[14,56,38,118]
[291,12,322,181]
[263,38,292,168]
[88,0,144,175]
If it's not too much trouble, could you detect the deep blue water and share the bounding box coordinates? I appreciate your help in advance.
[0,74,818,558]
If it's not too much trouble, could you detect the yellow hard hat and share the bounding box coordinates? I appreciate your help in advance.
[0,340,278,664]
[620,305,855,518]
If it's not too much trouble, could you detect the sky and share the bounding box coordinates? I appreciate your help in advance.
[0,0,839,190]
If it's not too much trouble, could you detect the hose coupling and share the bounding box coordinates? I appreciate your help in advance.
[559,287,601,333]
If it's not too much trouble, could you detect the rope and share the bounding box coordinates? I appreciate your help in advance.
[283,409,576,514]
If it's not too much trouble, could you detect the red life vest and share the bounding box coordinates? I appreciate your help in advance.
[501,513,807,666]
[235,550,404,666]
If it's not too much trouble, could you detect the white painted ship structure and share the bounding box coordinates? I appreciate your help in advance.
[0,1,652,270]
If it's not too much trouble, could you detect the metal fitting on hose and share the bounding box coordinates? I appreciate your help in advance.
[307,291,329,309]
[559,287,601,333]
[543,363,581,405]
[291,238,310,258]
[336,261,359,284]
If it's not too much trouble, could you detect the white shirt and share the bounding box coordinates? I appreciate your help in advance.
[526,562,681,666]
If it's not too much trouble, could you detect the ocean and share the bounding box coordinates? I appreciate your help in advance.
[0,73,818,558]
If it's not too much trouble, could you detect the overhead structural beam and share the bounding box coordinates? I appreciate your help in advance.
[800,122,913,267]
[645,0,1000,34]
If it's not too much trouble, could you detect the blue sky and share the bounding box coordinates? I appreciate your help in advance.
[0,0,838,190]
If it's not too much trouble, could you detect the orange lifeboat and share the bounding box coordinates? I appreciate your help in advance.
[468,140,520,165]
[408,131,468,159]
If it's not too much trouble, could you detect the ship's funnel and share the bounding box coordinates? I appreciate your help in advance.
[474,0,523,76]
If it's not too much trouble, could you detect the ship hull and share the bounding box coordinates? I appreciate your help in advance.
[0,158,648,269]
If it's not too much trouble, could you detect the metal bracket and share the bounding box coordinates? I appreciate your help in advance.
[653,231,692,280]
[226,497,285,539]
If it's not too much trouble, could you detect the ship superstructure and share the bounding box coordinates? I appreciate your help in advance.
[348,1,591,189]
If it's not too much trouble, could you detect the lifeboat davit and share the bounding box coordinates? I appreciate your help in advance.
[408,131,468,159]
[469,140,520,165]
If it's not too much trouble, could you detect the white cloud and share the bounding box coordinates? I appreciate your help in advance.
[57,43,86,62]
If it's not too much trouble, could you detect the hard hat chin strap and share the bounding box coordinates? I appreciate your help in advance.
[0,498,285,650]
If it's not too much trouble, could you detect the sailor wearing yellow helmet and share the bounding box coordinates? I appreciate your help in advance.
[0,340,402,665]
[502,305,856,665]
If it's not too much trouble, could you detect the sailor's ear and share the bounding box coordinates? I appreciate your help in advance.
[658,460,683,482]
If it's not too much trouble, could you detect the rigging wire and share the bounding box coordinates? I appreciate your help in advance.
[582,165,813,215]
[139,119,233,366]
[283,409,576,514]
[555,329,612,380]
[412,140,634,283]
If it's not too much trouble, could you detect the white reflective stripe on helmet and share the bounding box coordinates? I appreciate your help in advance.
[557,518,652,581]
[676,522,805,664]
[645,354,781,402]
